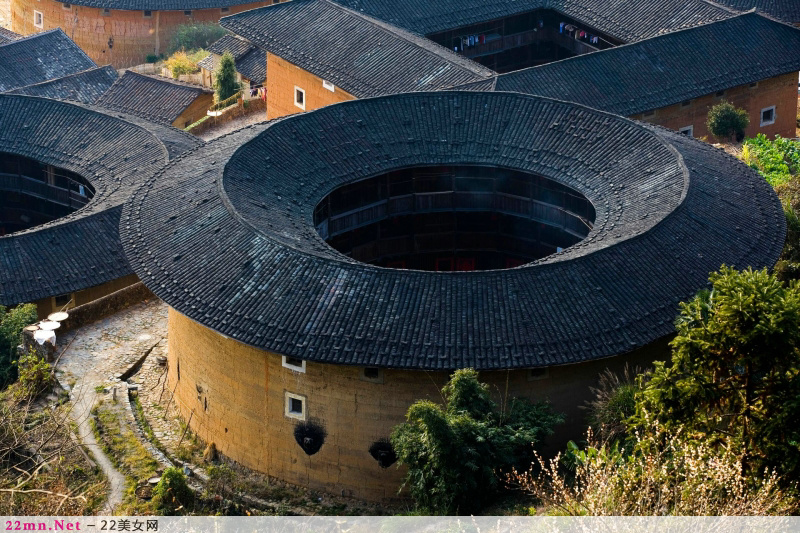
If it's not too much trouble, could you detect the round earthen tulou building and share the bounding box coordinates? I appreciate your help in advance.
[122,91,786,502]
[11,0,271,67]
[0,94,201,318]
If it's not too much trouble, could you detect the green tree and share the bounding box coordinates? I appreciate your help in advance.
[214,51,240,103]
[390,368,563,514]
[706,101,750,142]
[633,266,800,480]
[0,304,37,388]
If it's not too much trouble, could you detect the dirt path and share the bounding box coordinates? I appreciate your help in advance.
[55,298,168,514]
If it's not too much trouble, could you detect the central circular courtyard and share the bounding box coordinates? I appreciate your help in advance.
[314,165,595,271]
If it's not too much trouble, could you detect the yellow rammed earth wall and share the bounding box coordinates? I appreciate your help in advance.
[172,91,214,129]
[11,0,270,68]
[265,53,355,120]
[167,308,667,502]
[631,71,799,141]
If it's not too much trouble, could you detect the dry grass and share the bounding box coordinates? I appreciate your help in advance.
[512,424,797,516]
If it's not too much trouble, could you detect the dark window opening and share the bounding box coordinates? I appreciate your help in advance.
[289,397,303,414]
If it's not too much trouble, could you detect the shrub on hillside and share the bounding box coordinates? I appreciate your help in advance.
[152,466,193,515]
[391,368,563,514]
[0,304,37,388]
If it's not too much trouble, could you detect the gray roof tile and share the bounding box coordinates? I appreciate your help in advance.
[97,70,212,124]
[220,0,494,98]
[6,66,118,104]
[479,13,800,116]
[0,95,202,306]
[0,30,97,92]
[121,92,785,370]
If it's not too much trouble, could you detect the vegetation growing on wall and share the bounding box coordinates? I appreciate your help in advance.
[165,49,208,79]
[391,368,563,514]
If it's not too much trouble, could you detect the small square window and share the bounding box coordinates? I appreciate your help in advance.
[184,9,192,15]
[282,355,306,372]
[679,125,694,137]
[294,86,305,110]
[62,3,71,9]
[285,392,306,420]
[760,106,776,127]
[749,82,758,88]
[527,368,549,381]
[33,10,43,28]
[322,79,335,92]
[220,6,230,13]
[715,90,725,97]
[102,8,110,16]
[681,100,691,107]
[143,10,152,17]
[54,293,72,308]
[360,367,384,383]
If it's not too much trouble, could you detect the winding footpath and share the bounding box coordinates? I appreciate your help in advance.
[55,299,168,514]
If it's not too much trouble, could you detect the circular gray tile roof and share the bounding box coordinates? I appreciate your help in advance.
[0,95,202,306]
[122,92,785,370]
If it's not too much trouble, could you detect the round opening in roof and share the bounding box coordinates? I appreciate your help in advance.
[0,152,96,235]
[313,165,595,271]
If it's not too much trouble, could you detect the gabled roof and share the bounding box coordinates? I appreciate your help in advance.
[199,35,267,84]
[96,71,212,124]
[122,92,784,370]
[0,27,20,45]
[0,29,97,92]
[0,95,202,307]
[469,13,800,117]
[6,66,118,104]
[220,0,494,98]
[711,0,800,23]
[333,0,736,41]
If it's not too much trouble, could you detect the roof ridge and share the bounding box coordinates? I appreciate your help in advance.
[323,0,494,77]
[118,69,212,92]
[5,65,115,93]
[496,9,779,82]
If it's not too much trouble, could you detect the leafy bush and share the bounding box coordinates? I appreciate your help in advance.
[742,134,800,187]
[391,368,563,514]
[584,365,644,446]
[145,54,161,64]
[13,353,54,402]
[164,50,206,78]
[152,466,193,515]
[633,266,800,481]
[214,51,240,103]
[0,304,37,388]
[168,23,227,56]
[706,101,749,142]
